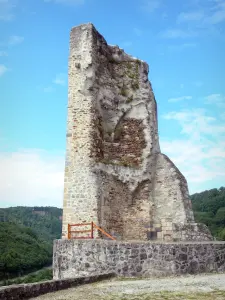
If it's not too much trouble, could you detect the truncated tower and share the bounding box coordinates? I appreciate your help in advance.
[62,23,212,242]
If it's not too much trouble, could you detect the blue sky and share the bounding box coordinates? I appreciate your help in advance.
[0,0,225,208]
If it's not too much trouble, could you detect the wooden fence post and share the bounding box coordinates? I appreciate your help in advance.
[91,222,94,239]
[68,224,71,239]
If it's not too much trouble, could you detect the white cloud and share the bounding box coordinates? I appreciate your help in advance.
[204,93,225,107]
[203,0,225,25]
[0,50,8,56]
[160,29,198,39]
[41,73,67,93]
[43,85,54,93]
[168,96,192,103]
[161,107,225,192]
[168,43,197,51]
[161,1,225,40]
[177,11,205,23]
[0,149,64,208]
[163,109,225,136]
[209,6,225,24]
[0,0,16,21]
[161,138,225,185]
[53,73,67,86]
[8,35,24,46]
[142,0,161,12]
[0,64,8,76]
[176,1,225,28]
[44,0,84,5]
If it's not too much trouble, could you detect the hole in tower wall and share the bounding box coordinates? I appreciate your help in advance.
[147,231,157,240]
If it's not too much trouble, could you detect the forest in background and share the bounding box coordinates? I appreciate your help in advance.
[0,207,62,282]
[191,187,225,240]
[0,187,224,283]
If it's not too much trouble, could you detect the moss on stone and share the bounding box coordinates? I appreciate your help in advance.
[136,59,142,66]
[126,62,133,70]
[126,95,133,103]
[114,125,123,141]
[120,86,128,97]
[108,57,120,64]
[131,81,139,90]
[127,73,136,79]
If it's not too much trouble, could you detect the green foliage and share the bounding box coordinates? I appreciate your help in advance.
[0,206,62,281]
[0,206,62,240]
[1,268,52,286]
[136,59,142,65]
[126,95,134,103]
[218,228,225,240]
[126,62,132,70]
[114,125,123,141]
[124,61,140,90]
[131,81,139,90]
[0,222,52,280]
[215,207,225,224]
[120,85,128,97]
[191,187,225,240]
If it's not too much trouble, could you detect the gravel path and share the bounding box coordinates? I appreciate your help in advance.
[34,273,225,300]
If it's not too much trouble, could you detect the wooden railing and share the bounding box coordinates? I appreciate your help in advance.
[68,222,116,240]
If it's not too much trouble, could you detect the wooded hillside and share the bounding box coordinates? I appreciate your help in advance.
[0,207,62,280]
[191,187,225,240]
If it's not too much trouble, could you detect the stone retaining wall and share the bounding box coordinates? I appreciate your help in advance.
[0,273,115,300]
[53,239,225,279]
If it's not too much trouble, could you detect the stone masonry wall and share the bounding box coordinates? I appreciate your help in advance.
[0,273,114,300]
[62,24,100,238]
[53,240,225,279]
[62,23,212,241]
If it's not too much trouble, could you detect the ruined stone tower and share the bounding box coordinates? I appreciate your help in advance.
[62,23,212,242]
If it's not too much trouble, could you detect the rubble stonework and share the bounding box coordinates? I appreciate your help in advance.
[62,23,212,241]
[53,240,225,279]
[0,273,114,300]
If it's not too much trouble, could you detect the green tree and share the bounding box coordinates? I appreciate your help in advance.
[0,206,62,281]
[191,187,225,240]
